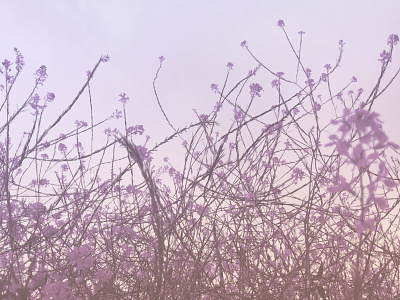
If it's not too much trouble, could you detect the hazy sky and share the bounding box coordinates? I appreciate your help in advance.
[1,0,400,157]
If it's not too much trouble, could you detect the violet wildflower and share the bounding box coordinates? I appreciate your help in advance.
[58,143,67,154]
[75,120,88,128]
[211,83,219,93]
[324,64,331,71]
[111,109,122,119]
[45,92,55,102]
[234,107,245,123]
[313,102,321,112]
[214,101,222,112]
[14,48,25,72]
[305,78,314,88]
[199,114,208,122]
[2,59,11,70]
[277,19,285,28]
[41,141,50,149]
[159,56,165,63]
[227,62,234,70]
[86,70,92,78]
[31,93,40,103]
[119,93,130,104]
[248,68,258,76]
[338,39,345,48]
[298,31,305,35]
[104,128,119,137]
[6,75,15,85]
[29,93,46,115]
[387,34,399,46]
[132,145,152,163]
[127,125,144,135]
[101,55,110,62]
[34,65,48,85]
[378,50,392,64]
[249,83,263,97]
[39,178,50,187]
[320,73,327,82]
[271,79,280,88]
[240,40,247,48]
[292,168,305,183]
[305,68,312,79]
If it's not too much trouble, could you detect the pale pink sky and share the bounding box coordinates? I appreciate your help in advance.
[1,0,399,152]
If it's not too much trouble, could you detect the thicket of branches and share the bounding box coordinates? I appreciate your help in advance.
[1,21,400,299]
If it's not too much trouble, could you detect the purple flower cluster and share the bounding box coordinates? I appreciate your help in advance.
[249,83,263,97]
[379,50,392,64]
[387,34,399,46]
[101,54,110,62]
[119,93,130,104]
[14,48,25,72]
[277,19,285,28]
[29,93,47,115]
[210,83,219,93]
[75,120,88,128]
[127,125,144,135]
[234,107,245,123]
[34,65,48,85]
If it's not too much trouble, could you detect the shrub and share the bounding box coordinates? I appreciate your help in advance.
[0,21,399,299]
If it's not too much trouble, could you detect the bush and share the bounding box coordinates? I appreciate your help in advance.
[1,20,399,299]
